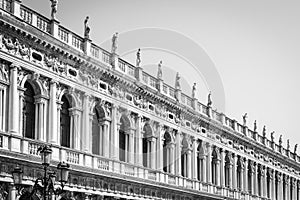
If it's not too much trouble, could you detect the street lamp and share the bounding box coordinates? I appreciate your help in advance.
[12,145,70,200]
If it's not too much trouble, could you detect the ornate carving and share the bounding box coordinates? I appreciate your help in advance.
[0,63,9,82]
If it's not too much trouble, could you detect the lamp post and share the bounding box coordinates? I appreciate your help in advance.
[12,145,70,200]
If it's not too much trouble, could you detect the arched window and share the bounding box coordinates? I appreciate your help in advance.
[23,81,35,139]
[142,123,154,168]
[60,95,71,148]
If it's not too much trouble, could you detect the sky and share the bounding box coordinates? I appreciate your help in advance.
[24,0,300,151]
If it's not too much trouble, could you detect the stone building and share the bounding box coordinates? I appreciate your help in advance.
[0,1,299,199]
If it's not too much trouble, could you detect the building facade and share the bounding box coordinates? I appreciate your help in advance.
[0,1,299,200]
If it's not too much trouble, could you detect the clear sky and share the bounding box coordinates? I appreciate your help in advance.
[24,0,300,151]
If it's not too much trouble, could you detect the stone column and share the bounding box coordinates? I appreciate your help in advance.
[249,161,254,194]
[285,175,290,200]
[157,124,164,171]
[253,162,258,196]
[82,94,91,152]
[220,149,225,188]
[239,157,244,192]
[102,121,110,158]
[136,115,143,166]
[244,158,248,193]
[270,169,276,200]
[175,132,182,176]
[49,80,58,144]
[215,157,220,186]
[111,104,119,160]
[277,172,283,200]
[128,130,135,164]
[232,153,238,191]
[261,166,267,198]
[228,154,233,189]
[35,98,47,141]
[201,152,207,183]
[8,64,19,135]
[8,183,16,200]
[206,142,212,184]
[56,102,62,144]
[70,109,81,150]
[169,143,175,174]
[187,148,192,179]
[150,138,156,169]
[18,90,24,135]
[291,178,297,200]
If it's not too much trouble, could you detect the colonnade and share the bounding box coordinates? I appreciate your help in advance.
[1,63,300,200]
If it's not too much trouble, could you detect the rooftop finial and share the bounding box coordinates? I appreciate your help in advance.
[84,16,90,39]
[136,48,141,67]
[262,125,266,138]
[50,0,58,20]
[192,83,196,99]
[157,61,163,80]
[242,113,247,126]
[111,32,118,54]
[254,120,257,132]
[207,91,212,107]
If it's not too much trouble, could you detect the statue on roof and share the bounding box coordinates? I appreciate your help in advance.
[136,48,141,67]
[279,135,282,146]
[84,16,90,39]
[50,0,58,20]
[207,91,212,107]
[242,113,247,126]
[111,32,118,54]
[294,144,298,154]
[175,72,181,90]
[270,131,274,142]
[157,60,163,80]
[192,83,196,98]
[262,125,267,137]
[254,120,257,132]
[287,139,290,151]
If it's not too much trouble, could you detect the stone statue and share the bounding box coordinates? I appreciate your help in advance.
[287,139,290,151]
[175,72,181,90]
[262,125,266,137]
[192,83,196,98]
[254,120,257,132]
[136,48,141,67]
[242,113,247,126]
[157,60,163,80]
[279,135,282,146]
[84,16,90,39]
[207,91,212,107]
[111,32,118,54]
[50,0,58,20]
[270,131,274,142]
[294,144,298,154]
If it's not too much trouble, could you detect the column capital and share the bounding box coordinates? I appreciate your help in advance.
[276,172,282,182]
[9,63,20,70]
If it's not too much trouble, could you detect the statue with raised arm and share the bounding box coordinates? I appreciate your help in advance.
[84,16,90,39]
[294,144,298,154]
[207,91,212,107]
[136,48,141,67]
[157,60,163,80]
[192,83,196,98]
[175,72,181,90]
[242,113,247,126]
[279,135,282,146]
[50,0,58,20]
[111,32,118,54]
